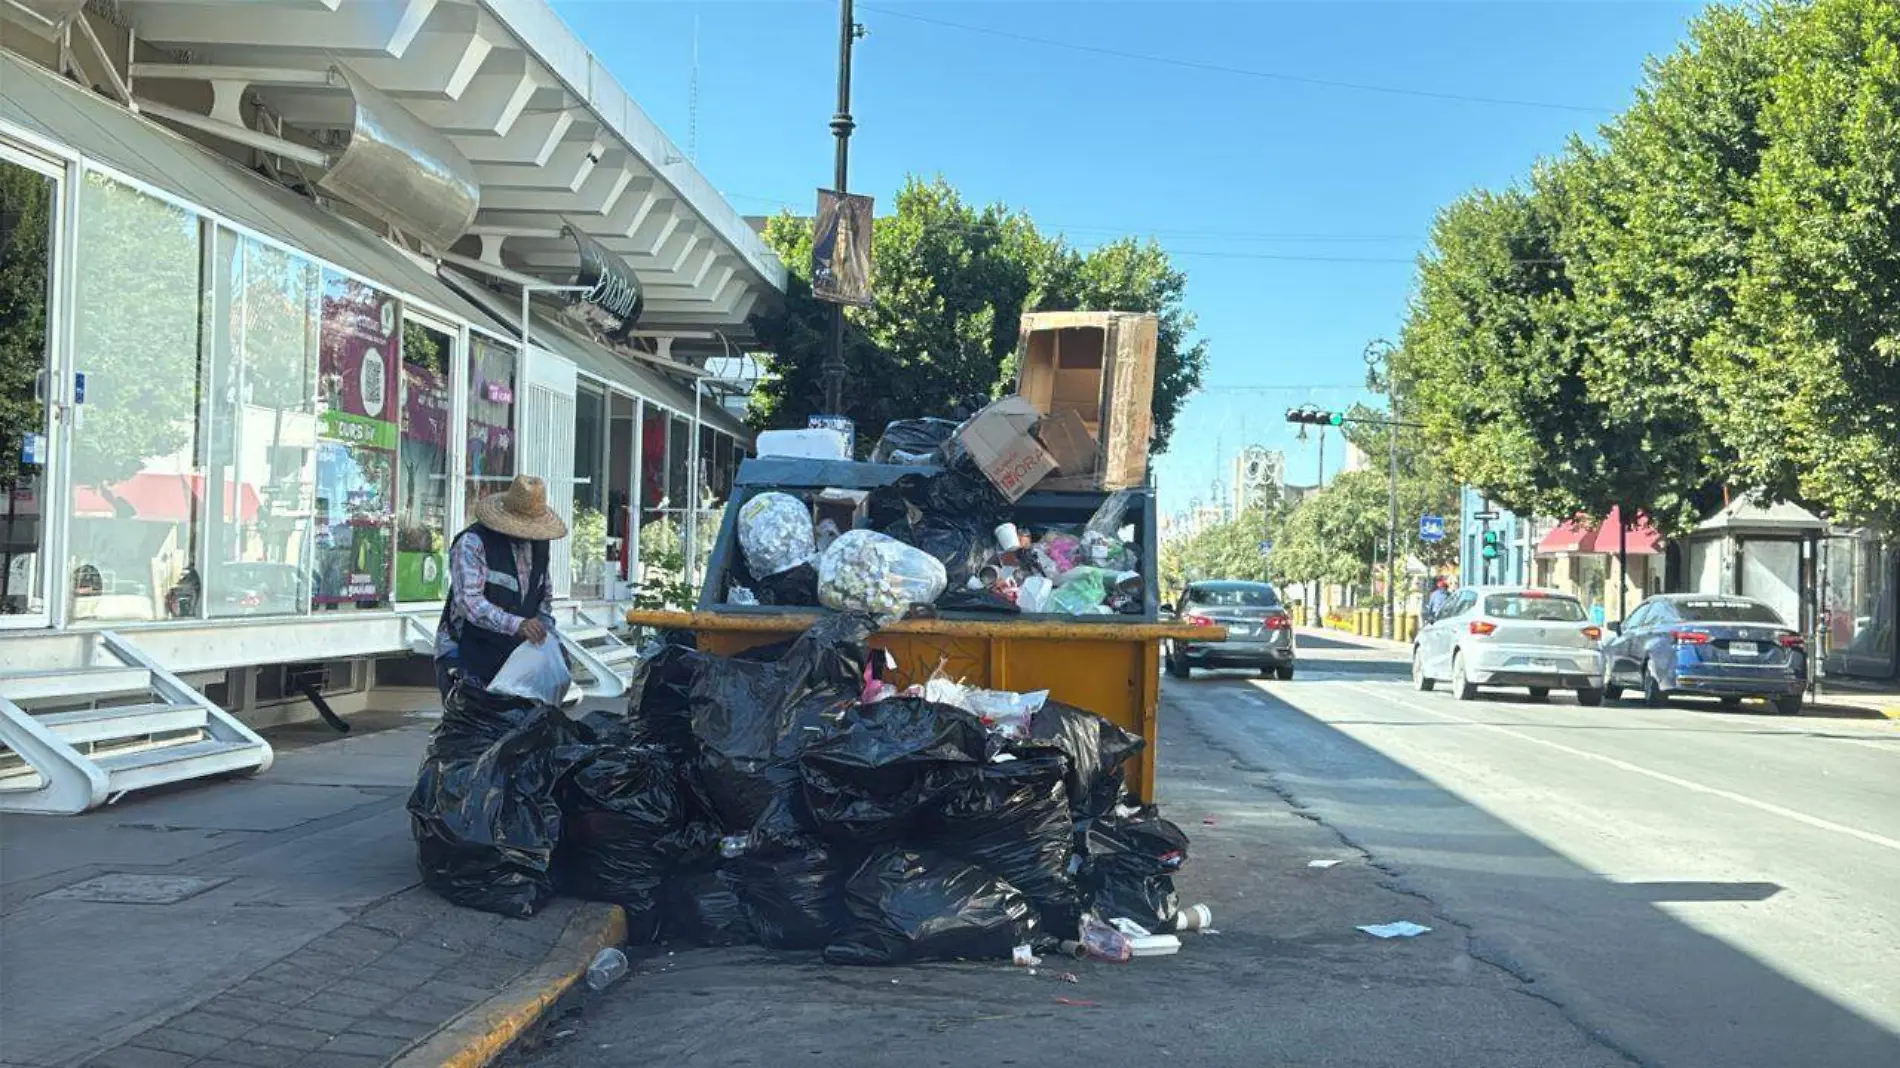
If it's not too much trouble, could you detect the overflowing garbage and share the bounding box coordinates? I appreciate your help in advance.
[408,614,1200,966]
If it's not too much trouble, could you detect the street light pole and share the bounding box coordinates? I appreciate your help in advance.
[1365,339,1400,640]
[821,0,858,417]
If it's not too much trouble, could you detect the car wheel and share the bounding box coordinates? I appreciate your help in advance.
[1576,688,1604,707]
[1275,664,1295,681]
[1165,644,1189,680]
[1411,648,1434,692]
[1774,694,1803,716]
[1528,687,1550,701]
[1451,652,1478,701]
[1603,684,1624,701]
[1642,662,1668,709]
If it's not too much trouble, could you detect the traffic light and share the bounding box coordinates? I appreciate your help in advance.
[1284,405,1345,427]
[1481,530,1501,560]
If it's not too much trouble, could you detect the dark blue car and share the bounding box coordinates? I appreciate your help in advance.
[1601,595,1807,714]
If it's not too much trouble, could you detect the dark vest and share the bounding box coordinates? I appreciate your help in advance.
[437,523,550,685]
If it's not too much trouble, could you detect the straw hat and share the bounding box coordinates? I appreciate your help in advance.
[473,476,568,541]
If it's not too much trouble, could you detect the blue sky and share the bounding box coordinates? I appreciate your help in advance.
[554,0,1702,518]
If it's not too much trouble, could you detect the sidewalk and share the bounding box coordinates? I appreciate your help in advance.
[0,710,621,1068]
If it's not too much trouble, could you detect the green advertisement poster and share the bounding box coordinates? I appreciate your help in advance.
[396,547,447,603]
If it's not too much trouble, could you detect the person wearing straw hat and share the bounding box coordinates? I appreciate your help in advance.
[433,475,568,698]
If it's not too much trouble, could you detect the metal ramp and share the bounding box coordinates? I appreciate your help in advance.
[559,606,643,701]
[0,631,272,815]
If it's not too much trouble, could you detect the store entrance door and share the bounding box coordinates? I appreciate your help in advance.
[0,147,62,628]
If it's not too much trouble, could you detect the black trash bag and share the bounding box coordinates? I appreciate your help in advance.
[558,744,696,932]
[871,417,960,464]
[1023,700,1146,820]
[691,614,874,834]
[409,685,572,919]
[934,587,1020,614]
[926,752,1081,938]
[755,561,820,607]
[824,848,1036,966]
[732,844,853,950]
[1079,806,1190,932]
[799,698,990,844]
[868,471,1007,592]
[626,642,704,752]
[661,866,756,947]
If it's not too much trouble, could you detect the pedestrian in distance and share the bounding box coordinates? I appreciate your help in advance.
[1425,577,1452,623]
[433,474,568,699]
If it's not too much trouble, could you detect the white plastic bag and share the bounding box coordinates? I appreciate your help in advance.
[738,492,815,578]
[486,636,572,706]
[817,529,947,619]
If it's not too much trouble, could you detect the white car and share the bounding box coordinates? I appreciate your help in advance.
[1412,586,1606,705]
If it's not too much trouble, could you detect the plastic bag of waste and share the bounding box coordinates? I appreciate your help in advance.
[917,664,1045,741]
[733,845,854,950]
[754,560,820,607]
[1023,700,1146,820]
[739,491,815,578]
[625,641,704,753]
[487,637,572,707]
[1081,489,1141,571]
[661,866,756,947]
[558,743,698,932]
[1030,532,1084,578]
[409,685,571,919]
[867,470,1008,592]
[799,697,990,844]
[824,848,1037,966]
[817,530,946,619]
[871,417,960,464]
[1080,806,1189,932]
[690,614,872,839]
[927,751,1080,937]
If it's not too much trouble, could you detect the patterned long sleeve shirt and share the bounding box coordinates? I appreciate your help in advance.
[434,531,556,660]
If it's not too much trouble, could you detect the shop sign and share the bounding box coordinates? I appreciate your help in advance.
[559,224,644,342]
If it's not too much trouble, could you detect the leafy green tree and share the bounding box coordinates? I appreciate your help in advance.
[1160,505,1275,594]
[1717,0,1900,528]
[751,176,1207,455]
[0,165,52,490]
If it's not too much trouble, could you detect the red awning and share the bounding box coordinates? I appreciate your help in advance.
[1537,518,1598,554]
[1535,507,1662,556]
[72,473,262,524]
[1585,505,1660,555]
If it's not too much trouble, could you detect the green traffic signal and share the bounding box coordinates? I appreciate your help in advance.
[1327,411,1344,427]
[1481,530,1501,560]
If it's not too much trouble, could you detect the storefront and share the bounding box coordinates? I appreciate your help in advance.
[0,3,779,674]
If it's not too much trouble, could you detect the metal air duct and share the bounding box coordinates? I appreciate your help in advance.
[316,65,480,251]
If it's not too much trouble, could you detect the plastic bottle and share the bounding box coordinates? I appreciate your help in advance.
[585,947,628,992]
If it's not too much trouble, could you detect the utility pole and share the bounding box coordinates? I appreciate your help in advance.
[1366,339,1400,640]
[821,0,860,417]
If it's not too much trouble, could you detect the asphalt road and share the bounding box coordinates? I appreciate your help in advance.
[510,631,1900,1068]
[1175,632,1900,1068]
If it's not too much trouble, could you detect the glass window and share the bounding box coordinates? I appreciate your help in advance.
[466,334,516,507]
[311,269,398,609]
[0,157,55,618]
[1676,598,1786,625]
[638,404,673,585]
[606,392,635,592]
[203,230,320,618]
[571,380,608,599]
[1185,581,1280,607]
[1484,592,1587,621]
[395,318,453,603]
[1825,535,1898,676]
[715,434,735,501]
[68,173,206,622]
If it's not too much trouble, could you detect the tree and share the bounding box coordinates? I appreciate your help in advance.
[751,176,1207,455]
[1716,0,1900,529]
[1160,505,1274,594]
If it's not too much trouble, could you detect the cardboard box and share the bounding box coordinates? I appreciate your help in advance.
[1014,311,1159,490]
[1035,408,1098,477]
[956,397,1057,501]
[814,488,869,534]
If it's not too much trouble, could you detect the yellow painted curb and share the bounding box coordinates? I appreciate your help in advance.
[388,902,627,1068]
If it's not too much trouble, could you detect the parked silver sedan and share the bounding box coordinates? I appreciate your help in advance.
[1412,586,1606,704]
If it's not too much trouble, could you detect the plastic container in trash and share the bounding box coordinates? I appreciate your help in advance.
[585,947,629,992]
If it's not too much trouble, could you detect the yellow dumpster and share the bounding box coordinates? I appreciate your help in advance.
[625,456,1220,805]
[622,610,1211,804]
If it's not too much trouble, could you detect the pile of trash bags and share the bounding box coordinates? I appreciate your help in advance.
[727,466,1145,619]
[408,615,1191,965]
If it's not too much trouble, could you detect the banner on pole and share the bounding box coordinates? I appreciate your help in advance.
[812,189,874,306]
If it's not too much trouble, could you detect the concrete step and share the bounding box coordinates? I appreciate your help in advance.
[38,704,209,745]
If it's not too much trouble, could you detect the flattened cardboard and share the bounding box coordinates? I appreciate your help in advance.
[1036,408,1098,477]
[957,396,1056,501]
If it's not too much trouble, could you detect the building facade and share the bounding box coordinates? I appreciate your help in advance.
[0,1,786,808]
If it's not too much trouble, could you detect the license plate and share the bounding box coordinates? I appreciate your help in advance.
[1729,641,1759,657]
[1230,626,1253,637]
[1531,659,1557,671]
